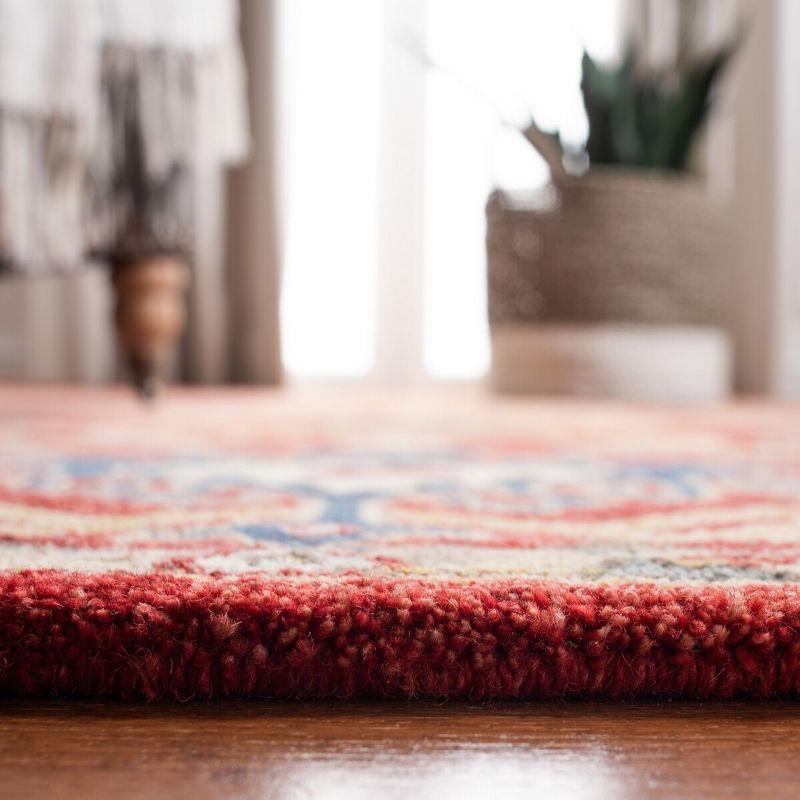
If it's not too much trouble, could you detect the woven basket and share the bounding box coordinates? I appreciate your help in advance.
[487,169,731,328]
[485,169,733,400]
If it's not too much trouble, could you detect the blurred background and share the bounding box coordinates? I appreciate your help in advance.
[0,0,796,402]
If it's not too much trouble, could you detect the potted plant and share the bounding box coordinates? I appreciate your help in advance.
[487,43,736,402]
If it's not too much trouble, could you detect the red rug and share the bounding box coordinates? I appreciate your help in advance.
[2,386,800,700]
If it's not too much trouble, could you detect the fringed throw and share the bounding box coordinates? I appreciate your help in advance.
[0,0,248,273]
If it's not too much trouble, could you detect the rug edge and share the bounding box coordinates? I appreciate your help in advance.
[2,569,799,701]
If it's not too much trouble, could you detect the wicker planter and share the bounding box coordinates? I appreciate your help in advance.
[486,170,733,402]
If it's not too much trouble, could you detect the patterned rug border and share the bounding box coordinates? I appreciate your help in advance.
[3,570,800,701]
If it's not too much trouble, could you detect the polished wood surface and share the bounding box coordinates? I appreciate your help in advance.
[1,701,799,800]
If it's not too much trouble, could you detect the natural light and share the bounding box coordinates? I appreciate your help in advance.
[280,0,621,380]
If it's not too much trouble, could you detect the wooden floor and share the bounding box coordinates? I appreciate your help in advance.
[2,702,800,799]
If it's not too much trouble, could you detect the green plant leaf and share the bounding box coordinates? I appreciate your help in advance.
[574,39,736,171]
[652,45,736,169]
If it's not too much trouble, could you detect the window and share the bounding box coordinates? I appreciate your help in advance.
[280,0,621,381]
[279,0,383,377]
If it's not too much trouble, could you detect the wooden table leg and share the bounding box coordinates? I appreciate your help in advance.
[112,257,190,398]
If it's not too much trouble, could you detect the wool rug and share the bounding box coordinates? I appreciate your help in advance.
[2,386,800,700]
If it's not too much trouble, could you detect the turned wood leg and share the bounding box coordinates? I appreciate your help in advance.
[112,257,190,398]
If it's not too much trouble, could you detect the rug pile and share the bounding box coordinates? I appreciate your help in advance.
[1,387,800,699]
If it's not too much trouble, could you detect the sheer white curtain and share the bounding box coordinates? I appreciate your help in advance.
[279,0,622,384]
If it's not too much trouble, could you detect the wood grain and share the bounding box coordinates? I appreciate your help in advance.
[1,701,799,800]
